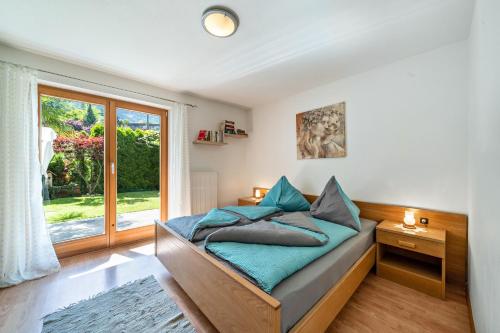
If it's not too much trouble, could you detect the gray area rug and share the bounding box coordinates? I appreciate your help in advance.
[42,275,196,333]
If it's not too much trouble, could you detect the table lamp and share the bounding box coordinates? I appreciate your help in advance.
[403,211,416,229]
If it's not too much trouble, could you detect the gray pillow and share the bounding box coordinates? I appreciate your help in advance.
[310,176,361,232]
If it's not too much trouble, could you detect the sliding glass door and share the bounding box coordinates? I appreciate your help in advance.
[108,100,168,245]
[39,85,167,257]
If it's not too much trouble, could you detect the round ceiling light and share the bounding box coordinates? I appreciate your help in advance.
[202,6,239,38]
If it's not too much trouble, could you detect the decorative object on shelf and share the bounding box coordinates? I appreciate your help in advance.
[296,101,346,159]
[403,210,416,229]
[255,189,262,199]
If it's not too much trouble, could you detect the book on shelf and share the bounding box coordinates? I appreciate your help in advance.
[221,120,237,134]
[197,122,248,144]
[196,129,226,143]
[197,130,207,141]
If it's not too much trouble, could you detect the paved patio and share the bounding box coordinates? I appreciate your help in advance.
[48,209,160,243]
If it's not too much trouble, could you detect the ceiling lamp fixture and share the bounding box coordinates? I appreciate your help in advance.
[202,6,239,38]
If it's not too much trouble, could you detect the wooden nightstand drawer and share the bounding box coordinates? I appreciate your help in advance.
[376,230,445,258]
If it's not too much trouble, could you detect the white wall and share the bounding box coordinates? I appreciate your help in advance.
[0,44,250,207]
[189,106,251,206]
[246,41,469,213]
[468,0,500,332]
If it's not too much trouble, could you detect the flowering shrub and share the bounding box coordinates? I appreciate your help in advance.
[53,134,104,195]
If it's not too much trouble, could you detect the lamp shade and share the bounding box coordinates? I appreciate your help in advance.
[403,211,416,228]
[202,7,239,38]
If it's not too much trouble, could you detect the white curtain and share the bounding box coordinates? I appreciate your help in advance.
[40,127,57,177]
[0,63,60,288]
[168,103,191,218]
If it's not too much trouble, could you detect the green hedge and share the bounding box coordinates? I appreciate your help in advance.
[116,126,160,192]
[48,124,160,196]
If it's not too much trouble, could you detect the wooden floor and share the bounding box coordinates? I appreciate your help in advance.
[0,242,471,333]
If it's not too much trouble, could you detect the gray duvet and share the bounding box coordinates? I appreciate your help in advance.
[205,212,328,247]
[166,210,283,242]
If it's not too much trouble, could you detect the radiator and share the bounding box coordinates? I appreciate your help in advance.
[191,171,218,214]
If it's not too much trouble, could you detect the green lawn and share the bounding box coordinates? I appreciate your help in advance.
[43,191,159,224]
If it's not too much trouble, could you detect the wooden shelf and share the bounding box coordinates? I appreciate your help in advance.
[224,133,248,138]
[379,252,441,282]
[192,140,227,146]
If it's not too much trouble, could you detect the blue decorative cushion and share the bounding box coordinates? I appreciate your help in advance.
[259,176,310,212]
[310,176,361,232]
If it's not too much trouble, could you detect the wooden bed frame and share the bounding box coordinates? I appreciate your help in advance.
[155,197,467,333]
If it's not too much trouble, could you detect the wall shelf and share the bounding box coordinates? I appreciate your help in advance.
[224,133,248,139]
[192,140,227,146]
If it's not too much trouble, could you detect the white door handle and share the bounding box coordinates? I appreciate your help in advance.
[111,162,115,175]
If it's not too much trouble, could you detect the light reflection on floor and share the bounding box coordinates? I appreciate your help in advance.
[67,242,155,279]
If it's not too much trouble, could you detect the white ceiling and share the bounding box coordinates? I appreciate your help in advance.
[0,0,474,108]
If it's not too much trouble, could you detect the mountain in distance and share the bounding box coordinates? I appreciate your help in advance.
[117,108,160,125]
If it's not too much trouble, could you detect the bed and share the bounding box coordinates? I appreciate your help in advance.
[155,196,468,333]
[195,218,376,332]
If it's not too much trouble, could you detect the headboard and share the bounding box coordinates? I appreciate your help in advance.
[301,194,468,287]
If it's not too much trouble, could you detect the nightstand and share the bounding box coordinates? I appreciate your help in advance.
[238,197,262,206]
[376,220,446,299]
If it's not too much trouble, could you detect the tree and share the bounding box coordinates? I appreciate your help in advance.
[41,96,73,135]
[84,104,97,126]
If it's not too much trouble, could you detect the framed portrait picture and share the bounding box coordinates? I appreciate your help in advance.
[296,102,346,159]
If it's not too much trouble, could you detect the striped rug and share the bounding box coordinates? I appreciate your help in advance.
[42,275,196,333]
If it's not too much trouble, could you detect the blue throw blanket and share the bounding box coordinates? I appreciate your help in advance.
[205,217,358,293]
[188,209,240,240]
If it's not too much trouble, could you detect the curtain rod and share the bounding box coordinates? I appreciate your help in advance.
[0,59,198,108]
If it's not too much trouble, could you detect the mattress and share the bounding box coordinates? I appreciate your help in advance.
[272,218,376,332]
[198,218,376,332]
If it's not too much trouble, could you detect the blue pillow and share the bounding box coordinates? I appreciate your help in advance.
[259,176,310,212]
